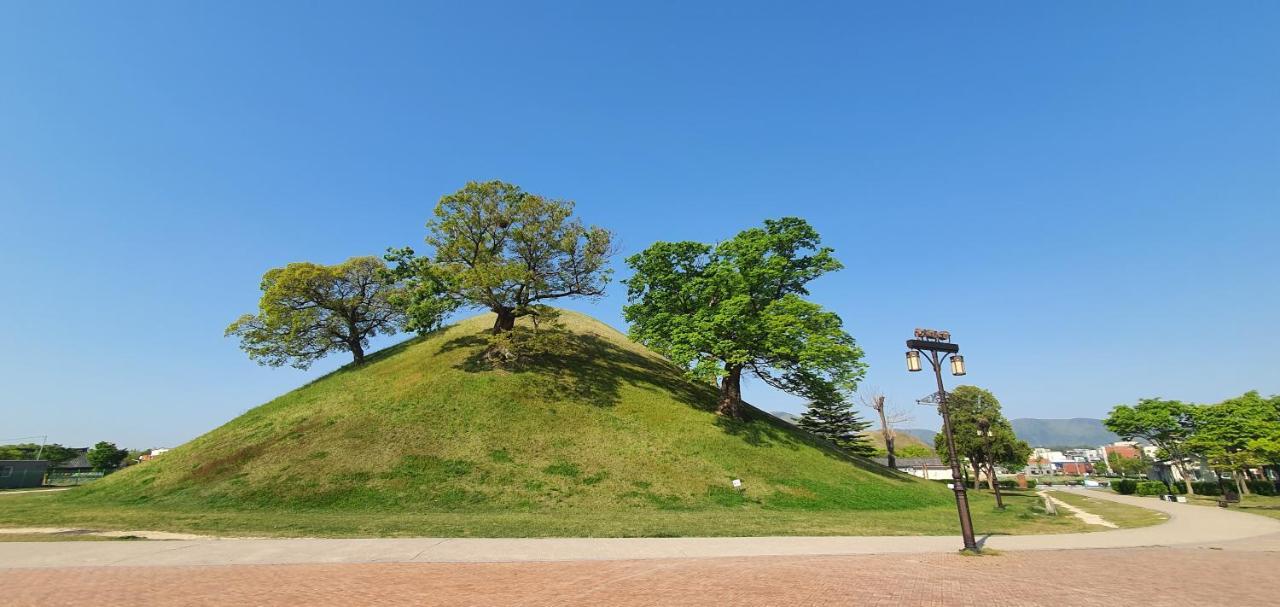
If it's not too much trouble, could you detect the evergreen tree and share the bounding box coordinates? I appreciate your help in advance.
[799,398,874,457]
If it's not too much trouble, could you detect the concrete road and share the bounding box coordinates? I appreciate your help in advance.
[2,489,1277,569]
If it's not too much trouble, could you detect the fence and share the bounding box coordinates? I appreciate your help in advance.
[44,471,104,486]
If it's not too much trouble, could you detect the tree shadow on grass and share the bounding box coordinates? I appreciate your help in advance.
[716,403,915,481]
[436,327,928,482]
[438,329,714,410]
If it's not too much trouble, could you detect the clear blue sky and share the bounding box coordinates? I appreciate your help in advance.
[2,2,1277,449]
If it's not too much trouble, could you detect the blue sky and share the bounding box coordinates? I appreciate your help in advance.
[1,2,1277,448]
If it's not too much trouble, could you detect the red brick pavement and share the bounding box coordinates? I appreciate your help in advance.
[5,546,1276,606]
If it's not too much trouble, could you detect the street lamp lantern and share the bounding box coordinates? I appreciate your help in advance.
[906,350,922,372]
[905,328,978,552]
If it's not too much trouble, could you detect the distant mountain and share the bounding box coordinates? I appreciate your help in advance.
[1010,418,1119,448]
[901,428,940,445]
[770,411,802,424]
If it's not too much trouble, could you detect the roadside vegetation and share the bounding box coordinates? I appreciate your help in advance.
[1047,491,1168,529]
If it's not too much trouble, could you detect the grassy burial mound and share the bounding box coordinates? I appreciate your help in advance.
[21,311,1081,537]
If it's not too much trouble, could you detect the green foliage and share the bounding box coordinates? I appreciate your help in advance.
[894,444,935,458]
[67,311,953,529]
[798,398,874,457]
[1107,451,1149,477]
[1186,391,1279,482]
[1135,480,1170,496]
[932,386,1030,481]
[388,180,613,335]
[998,478,1037,489]
[86,442,128,472]
[623,217,865,418]
[0,443,78,464]
[1113,479,1138,495]
[226,256,407,368]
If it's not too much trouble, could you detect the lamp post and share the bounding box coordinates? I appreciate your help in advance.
[977,418,1005,510]
[907,328,978,552]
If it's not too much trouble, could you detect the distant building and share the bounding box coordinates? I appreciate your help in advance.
[873,457,951,480]
[1102,442,1141,461]
[0,460,49,489]
[1059,461,1093,475]
[138,448,170,462]
[52,449,94,473]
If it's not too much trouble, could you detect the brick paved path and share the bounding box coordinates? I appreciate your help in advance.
[6,545,1277,607]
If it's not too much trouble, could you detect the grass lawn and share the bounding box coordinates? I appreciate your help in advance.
[1047,490,1168,529]
[1181,494,1280,521]
[0,488,1091,539]
[3,312,1106,540]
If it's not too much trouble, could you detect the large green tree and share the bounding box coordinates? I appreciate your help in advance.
[86,441,128,472]
[623,217,865,418]
[1186,391,1278,497]
[1103,398,1197,494]
[387,180,614,335]
[226,256,407,368]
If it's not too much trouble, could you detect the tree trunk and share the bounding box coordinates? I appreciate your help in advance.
[492,307,517,334]
[986,461,997,491]
[874,396,896,468]
[1237,470,1251,496]
[717,364,743,418]
[1174,460,1195,495]
[989,461,1004,508]
[972,461,982,490]
[349,340,365,364]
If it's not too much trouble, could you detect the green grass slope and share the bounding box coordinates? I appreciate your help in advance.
[16,311,1084,537]
[79,311,946,514]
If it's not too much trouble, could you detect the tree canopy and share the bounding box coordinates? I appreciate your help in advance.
[0,443,78,464]
[1103,398,1197,493]
[1185,391,1279,495]
[86,441,128,472]
[933,386,1029,487]
[388,180,613,335]
[623,217,865,418]
[799,397,874,457]
[226,256,407,368]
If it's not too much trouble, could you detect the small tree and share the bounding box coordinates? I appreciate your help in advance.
[86,441,127,472]
[799,394,874,457]
[624,217,865,419]
[388,180,614,335]
[1104,398,1197,494]
[226,256,407,368]
[933,386,1005,488]
[858,388,911,468]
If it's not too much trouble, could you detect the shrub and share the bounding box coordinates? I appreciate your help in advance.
[1135,481,1169,496]
[997,478,1036,490]
[1113,479,1138,495]
[1248,480,1278,496]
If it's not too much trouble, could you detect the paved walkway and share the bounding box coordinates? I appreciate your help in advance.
[7,542,1280,606]
[3,489,1278,569]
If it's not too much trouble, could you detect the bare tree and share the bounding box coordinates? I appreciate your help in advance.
[859,388,912,468]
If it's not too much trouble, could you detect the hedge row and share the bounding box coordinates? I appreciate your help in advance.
[1114,478,1279,496]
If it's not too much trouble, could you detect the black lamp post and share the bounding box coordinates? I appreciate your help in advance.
[907,328,978,552]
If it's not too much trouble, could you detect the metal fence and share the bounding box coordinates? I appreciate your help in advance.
[44,471,105,486]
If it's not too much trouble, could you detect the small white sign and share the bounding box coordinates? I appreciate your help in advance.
[946,483,955,489]
[731,479,742,489]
